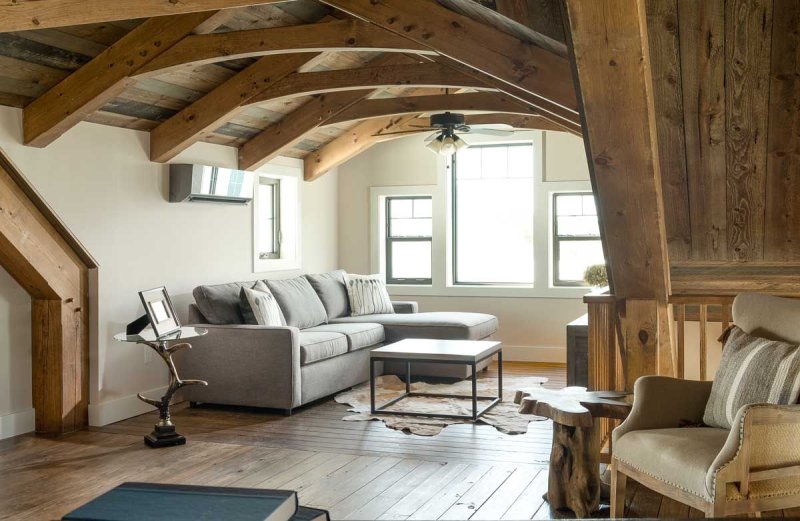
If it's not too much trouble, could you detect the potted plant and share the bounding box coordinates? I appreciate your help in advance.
[583,264,608,289]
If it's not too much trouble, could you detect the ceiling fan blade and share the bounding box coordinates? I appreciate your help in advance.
[424,132,441,143]
[471,123,514,130]
[467,128,515,137]
[408,125,436,129]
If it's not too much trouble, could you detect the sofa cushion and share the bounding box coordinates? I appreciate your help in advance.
[305,270,350,320]
[298,331,348,365]
[330,312,498,342]
[345,273,394,316]
[304,323,384,351]
[615,427,729,500]
[266,276,328,329]
[240,284,286,327]
[193,281,257,324]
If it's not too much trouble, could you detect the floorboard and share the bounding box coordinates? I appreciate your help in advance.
[0,362,792,519]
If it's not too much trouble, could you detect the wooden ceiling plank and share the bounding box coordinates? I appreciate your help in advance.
[23,11,220,147]
[725,0,773,262]
[645,0,691,261]
[318,0,578,119]
[137,19,435,76]
[764,0,800,261]
[149,53,318,162]
[245,61,490,106]
[0,1,291,32]
[326,91,533,126]
[679,0,727,261]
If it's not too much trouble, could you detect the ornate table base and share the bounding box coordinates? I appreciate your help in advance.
[145,423,186,448]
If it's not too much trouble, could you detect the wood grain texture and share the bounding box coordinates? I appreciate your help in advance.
[0,0,285,32]
[319,0,578,122]
[495,0,566,44]
[23,11,217,147]
[150,53,316,162]
[764,0,800,261]
[725,0,773,261]
[645,0,691,261]
[678,0,727,261]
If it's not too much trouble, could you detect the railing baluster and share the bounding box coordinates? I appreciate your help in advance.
[699,304,708,380]
[676,304,685,379]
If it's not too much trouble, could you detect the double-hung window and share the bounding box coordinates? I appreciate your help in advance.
[452,143,534,285]
[552,192,604,286]
[385,196,432,284]
[256,177,281,260]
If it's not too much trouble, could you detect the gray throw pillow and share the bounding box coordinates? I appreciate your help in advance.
[240,285,286,326]
[193,281,255,324]
[266,276,328,329]
[305,270,350,320]
[703,325,800,429]
[345,273,394,316]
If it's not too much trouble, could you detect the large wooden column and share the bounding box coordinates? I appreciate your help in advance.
[0,151,96,433]
[563,0,674,389]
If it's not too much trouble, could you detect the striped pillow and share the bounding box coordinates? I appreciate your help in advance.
[703,325,800,429]
[345,274,394,316]
[239,285,286,327]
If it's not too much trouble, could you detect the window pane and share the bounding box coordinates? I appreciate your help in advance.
[390,218,432,237]
[390,241,432,280]
[481,146,508,178]
[258,183,276,255]
[508,145,534,178]
[456,148,482,179]
[556,194,583,216]
[557,216,600,236]
[558,240,605,282]
[582,195,597,215]
[389,198,413,218]
[455,177,534,284]
[413,198,432,218]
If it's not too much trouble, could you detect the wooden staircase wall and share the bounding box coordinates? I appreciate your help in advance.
[0,149,96,434]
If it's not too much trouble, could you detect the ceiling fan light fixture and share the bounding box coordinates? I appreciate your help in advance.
[427,133,467,156]
[426,135,444,154]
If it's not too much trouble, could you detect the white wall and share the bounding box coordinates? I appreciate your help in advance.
[0,265,34,438]
[0,106,339,432]
[337,130,593,362]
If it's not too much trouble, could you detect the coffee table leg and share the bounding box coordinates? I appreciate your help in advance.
[370,359,376,414]
[406,361,411,393]
[471,362,478,420]
[498,351,503,401]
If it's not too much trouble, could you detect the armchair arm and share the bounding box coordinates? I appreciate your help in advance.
[392,301,418,314]
[613,376,713,444]
[174,324,301,410]
[708,403,800,500]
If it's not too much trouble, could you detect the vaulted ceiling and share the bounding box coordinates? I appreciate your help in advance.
[0,0,578,179]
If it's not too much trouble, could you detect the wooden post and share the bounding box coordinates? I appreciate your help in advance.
[564,0,675,387]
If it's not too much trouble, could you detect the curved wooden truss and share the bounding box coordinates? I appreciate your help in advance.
[18,0,581,178]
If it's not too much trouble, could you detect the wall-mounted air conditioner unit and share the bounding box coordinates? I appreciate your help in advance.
[169,164,255,204]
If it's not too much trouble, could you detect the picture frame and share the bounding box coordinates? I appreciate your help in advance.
[138,287,181,338]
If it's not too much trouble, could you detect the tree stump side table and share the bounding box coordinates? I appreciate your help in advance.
[514,386,631,518]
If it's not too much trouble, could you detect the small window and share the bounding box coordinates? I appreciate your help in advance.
[257,177,281,260]
[386,196,432,284]
[553,192,605,286]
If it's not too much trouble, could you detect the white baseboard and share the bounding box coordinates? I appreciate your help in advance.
[503,345,566,364]
[88,385,169,427]
[0,408,35,439]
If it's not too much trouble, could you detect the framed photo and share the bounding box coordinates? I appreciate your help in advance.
[138,287,181,338]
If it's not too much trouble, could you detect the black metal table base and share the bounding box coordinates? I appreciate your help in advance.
[144,423,186,448]
[370,351,503,421]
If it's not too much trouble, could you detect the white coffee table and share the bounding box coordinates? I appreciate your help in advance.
[369,339,503,420]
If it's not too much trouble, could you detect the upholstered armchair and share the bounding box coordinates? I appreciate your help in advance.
[611,293,800,518]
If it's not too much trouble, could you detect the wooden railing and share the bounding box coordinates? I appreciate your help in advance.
[669,295,733,381]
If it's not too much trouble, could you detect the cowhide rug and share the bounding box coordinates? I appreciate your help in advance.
[335,374,548,436]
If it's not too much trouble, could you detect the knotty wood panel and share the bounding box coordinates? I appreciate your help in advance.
[764,0,800,261]
[725,0,773,262]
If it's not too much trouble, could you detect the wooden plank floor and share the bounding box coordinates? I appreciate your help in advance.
[0,362,796,520]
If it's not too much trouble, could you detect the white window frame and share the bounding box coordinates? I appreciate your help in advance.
[369,132,596,299]
[252,158,302,273]
[551,191,602,287]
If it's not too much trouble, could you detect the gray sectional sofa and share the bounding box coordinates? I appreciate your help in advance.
[175,270,499,413]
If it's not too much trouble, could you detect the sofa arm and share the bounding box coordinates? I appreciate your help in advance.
[174,323,301,410]
[392,301,418,314]
[613,376,713,444]
[708,403,800,499]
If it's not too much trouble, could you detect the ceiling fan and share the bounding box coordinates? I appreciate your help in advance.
[377,112,515,156]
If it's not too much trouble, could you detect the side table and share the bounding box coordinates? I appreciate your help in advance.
[114,327,208,448]
[514,386,631,518]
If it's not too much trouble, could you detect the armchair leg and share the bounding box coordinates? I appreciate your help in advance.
[611,460,626,518]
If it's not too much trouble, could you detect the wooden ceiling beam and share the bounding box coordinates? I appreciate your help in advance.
[22,11,218,147]
[150,53,318,162]
[0,0,289,32]
[495,0,567,45]
[245,62,491,106]
[325,92,534,126]
[563,0,674,384]
[303,114,422,181]
[318,0,578,124]
[137,19,435,76]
